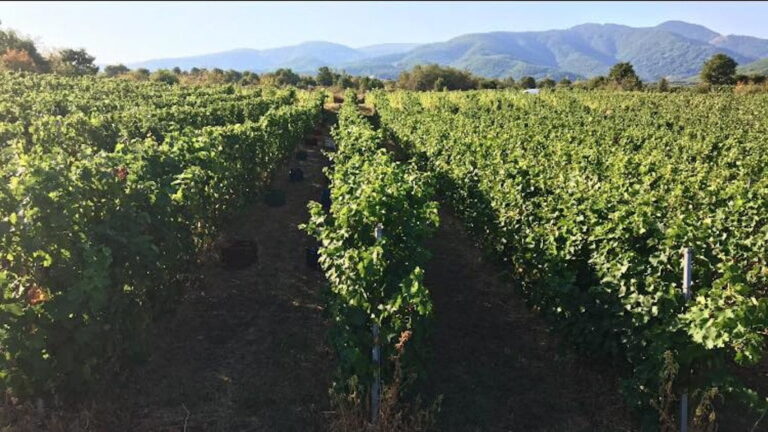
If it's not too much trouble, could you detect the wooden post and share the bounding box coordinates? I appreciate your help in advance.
[371,223,384,424]
[680,247,693,432]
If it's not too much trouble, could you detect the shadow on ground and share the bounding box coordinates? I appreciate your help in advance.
[424,207,636,432]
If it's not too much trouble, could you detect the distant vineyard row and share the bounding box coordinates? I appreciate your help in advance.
[0,72,322,397]
[369,89,768,425]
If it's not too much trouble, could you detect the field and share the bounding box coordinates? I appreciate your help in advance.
[1,72,767,431]
[369,89,768,429]
[0,72,322,408]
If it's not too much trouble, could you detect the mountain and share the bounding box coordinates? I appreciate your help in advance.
[357,43,421,58]
[341,21,768,80]
[128,41,416,73]
[739,58,768,75]
[125,21,768,81]
[128,41,364,72]
[710,35,768,60]
[655,20,720,43]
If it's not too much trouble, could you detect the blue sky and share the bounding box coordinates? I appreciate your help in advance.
[1,1,767,64]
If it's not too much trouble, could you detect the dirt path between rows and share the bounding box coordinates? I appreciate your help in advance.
[424,207,637,432]
[103,128,335,432]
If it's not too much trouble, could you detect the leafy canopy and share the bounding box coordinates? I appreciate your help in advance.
[701,53,738,85]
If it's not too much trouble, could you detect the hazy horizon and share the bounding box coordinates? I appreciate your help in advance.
[1,1,767,65]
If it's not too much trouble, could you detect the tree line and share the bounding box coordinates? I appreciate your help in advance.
[393,54,764,92]
[101,66,387,90]
[0,23,98,76]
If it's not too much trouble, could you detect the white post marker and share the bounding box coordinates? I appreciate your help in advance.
[680,393,688,432]
[682,247,693,301]
[371,323,381,424]
[371,223,384,424]
[680,247,693,432]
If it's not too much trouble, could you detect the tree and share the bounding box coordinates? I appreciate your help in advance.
[585,75,607,90]
[0,26,49,72]
[608,62,642,90]
[268,68,300,86]
[278,68,301,86]
[501,76,516,88]
[316,66,335,86]
[129,68,150,81]
[224,69,242,83]
[700,54,737,85]
[298,75,317,88]
[433,77,447,91]
[51,48,98,76]
[734,74,750,85]
[335,72,354,89]
[150,69,179,85]
[258,68,300,87]
[658,77,670,92]
[0,49,37,72]
[240,71,260,86]
[519,76,536,89]
[356,76,384,91]
[397,64,476,91]
[476,78,502,89]
[558,78,572,87]
[103,64,129,77]
[172,66,182,75]
[537,78,556,88]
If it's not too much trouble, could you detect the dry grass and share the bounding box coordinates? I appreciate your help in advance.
[651,351,720,432]
[734,82,768,94]
[329,385,440,432]
[328,346,441,432]
[358,104,375,116]
[324,102,342,112]
[0,396,121,432]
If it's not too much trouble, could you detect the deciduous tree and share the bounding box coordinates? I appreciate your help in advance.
[518,76,536,89]
[103,64,129,77]
[608,62,642,90]
[700,54,737,85]
[51,48,98,76]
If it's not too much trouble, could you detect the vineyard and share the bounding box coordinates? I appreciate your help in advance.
[304,92,438,396]
[1,71,767,431]
[367,89,768,428]
[0,72,322,399]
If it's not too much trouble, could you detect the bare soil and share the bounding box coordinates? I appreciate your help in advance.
[423,207,637,432]
[98,130,336,432]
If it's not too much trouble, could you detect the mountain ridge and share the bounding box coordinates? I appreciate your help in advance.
[125,21,768,81]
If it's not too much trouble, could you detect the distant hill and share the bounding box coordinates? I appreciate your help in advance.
[356,43,421,58]
[711,35,768,60]
[125,21,768,81]
[739,58,768,75]
[655,20,720,43]
[127,41,364,72]
[341,22,768,81]
[127,41,416,73]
